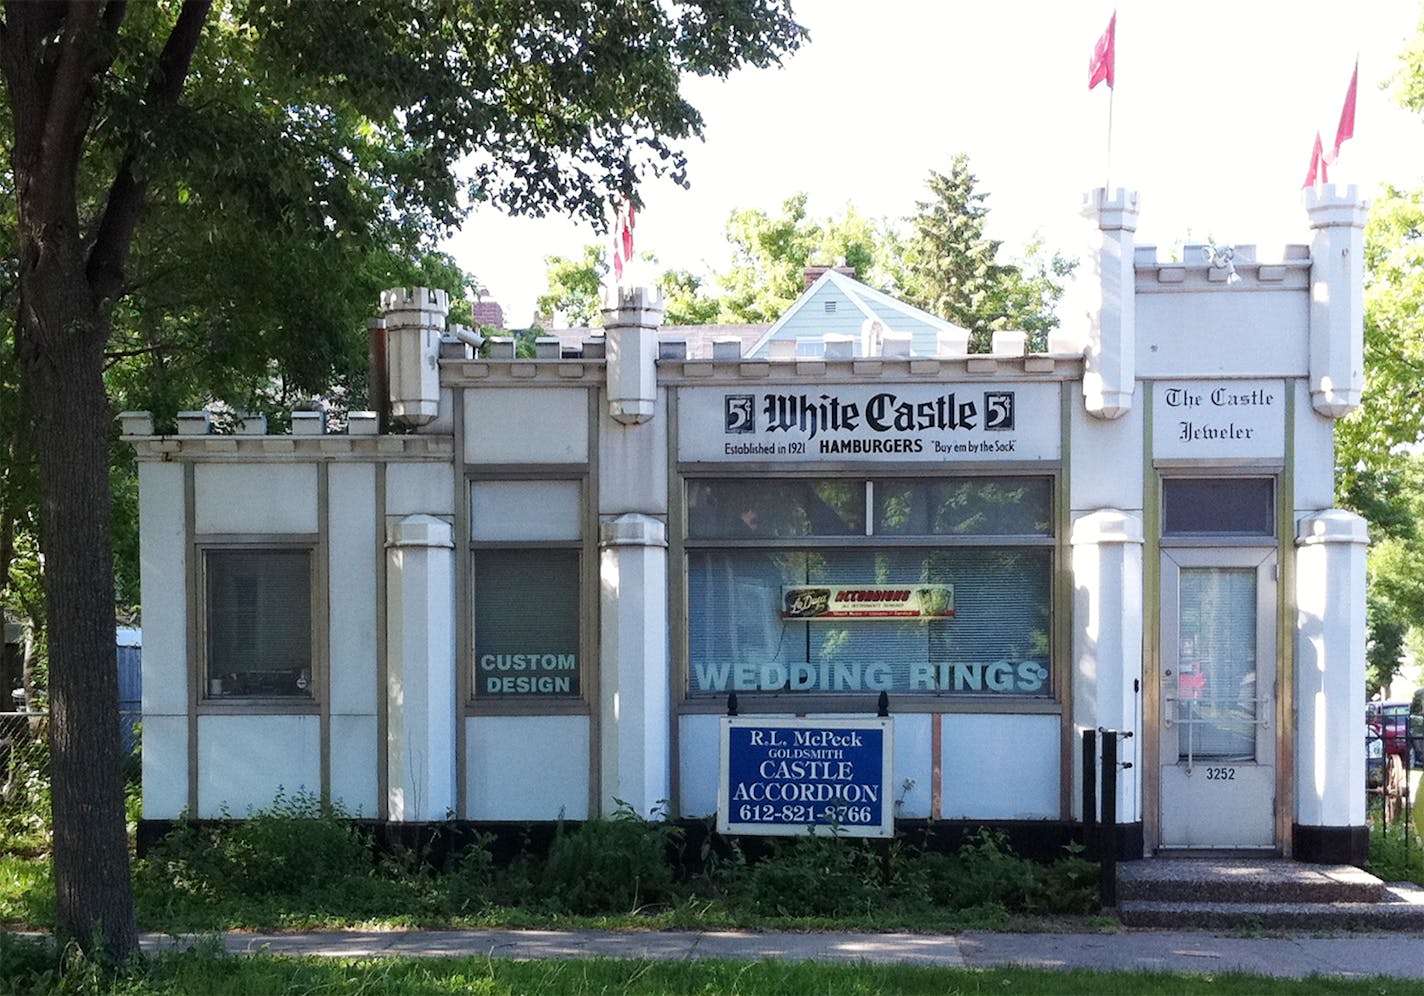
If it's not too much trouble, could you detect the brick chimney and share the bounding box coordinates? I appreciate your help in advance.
[471,299,505,329]
[803,264,857,289]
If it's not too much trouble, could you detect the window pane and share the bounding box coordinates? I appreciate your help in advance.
[874,477,1052,536]
[471,481,580,541]
[1163,479,1274,536]
[687,479,865,539]
[206,550,311,698]
[687,547,1050,697]
[1175,567,1258,760]
[475,549,580,697]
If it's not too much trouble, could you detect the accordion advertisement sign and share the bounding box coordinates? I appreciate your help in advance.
[781,583,954,620]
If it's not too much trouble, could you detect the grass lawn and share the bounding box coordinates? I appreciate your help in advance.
[0,943,1415,996]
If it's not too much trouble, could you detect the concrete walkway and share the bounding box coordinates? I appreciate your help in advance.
[137,926,1424,979]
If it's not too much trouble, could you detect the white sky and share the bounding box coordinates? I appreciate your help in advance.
[441,1,1424,326]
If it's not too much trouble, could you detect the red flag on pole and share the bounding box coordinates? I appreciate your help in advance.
[1089,11,1116,90]
[622,202,636,260]
[1330,59,1357,161]
[1303,131,1327,190]
[610,198,635,282]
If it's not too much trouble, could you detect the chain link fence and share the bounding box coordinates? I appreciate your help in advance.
[0,710,141,818]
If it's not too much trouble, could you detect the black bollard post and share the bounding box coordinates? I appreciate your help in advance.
[1100,730,1118,908]
[1082,729,1098,857]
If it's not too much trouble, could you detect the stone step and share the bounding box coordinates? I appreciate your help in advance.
[1118,858,1385,904]
[1120,883,1424,931]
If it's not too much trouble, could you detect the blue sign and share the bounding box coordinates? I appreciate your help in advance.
[717,717,894,837]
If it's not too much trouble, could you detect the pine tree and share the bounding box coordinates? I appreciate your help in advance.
[904,155,1009,349]
[902,155,1072,352]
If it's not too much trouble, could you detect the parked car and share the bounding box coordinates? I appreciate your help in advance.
[1409,688,1423,769]
[1367,719,1386,787]
[1367,701,1411,767]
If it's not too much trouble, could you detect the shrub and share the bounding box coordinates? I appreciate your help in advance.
[943,830,1039,910]
[136,791,374,907]
[741,832,885,917]
[537,800,682,914]
[440,834,497,914]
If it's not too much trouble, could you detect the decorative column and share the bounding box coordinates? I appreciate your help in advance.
[603,285,662,425]
[1081,188,1139,419]
[385,514,456,821]
[1304,186,1368,418]
[598,513,670,816]
[1070,509,1144,827]
[596,284,671,816]
[1294,509,1369,864]
[379,287,448,427]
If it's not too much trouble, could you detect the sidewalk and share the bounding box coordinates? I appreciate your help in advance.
[139,927,1424,980]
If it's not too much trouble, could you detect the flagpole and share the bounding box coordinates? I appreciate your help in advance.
[1106,85,1114,194]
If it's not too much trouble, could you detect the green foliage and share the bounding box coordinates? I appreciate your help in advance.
[0,854,55,928]
[901,155,1075,351]
[741,831,884,917]
[1337,186,1424,691]
[536,246,608,328]
[134,792,377,910]
[713,195,903,324]
[659,268,721,325]
[0,941,1403,996]
[1367,812,1423,886]
[538,801,683,914]
[102,794,1100,932]
[738,829,1095,923]
[129,791,502,927]
[0,722,51,858]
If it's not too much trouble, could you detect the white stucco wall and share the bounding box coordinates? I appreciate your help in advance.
[464,388,589,463]
[197,714,321,817]
[939,714,1060,820]
[328,464,379,716]
[329,714,379,817]
[140,714,188,819]
[466,715,590,820]
[386,463,455,518]
[194,464,318,534]
[1136,291,1310,379]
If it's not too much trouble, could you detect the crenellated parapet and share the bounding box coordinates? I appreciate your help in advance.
[118,409,452,462]
[1305,185,1368,418]
[1134,244,1312,292]
[1080,187,1139,420]
[380,286,449,427]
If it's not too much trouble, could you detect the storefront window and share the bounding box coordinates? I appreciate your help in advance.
[1162,478,1274,536]
[687,479,864,539]
[470,480,583,700]
[474,549,580,698]
[685,477,1054,699]
[204,549,312,699]
[874,477,1052,536]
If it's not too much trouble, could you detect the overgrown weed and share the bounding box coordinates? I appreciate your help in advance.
[27,793,1112,933]
[1366,812,1423,885]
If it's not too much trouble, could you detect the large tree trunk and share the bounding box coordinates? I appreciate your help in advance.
[2,2,209,961]
[19,267,138,960]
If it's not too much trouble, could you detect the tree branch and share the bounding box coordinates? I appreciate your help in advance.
[103,342,183,368]
[86,0,210,301]
[37,2,103,184]
[91,1,129,78]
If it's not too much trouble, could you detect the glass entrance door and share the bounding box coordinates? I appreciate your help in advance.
[1158,549,1277,849]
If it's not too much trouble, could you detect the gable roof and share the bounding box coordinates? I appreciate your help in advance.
[745,269,967,357]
